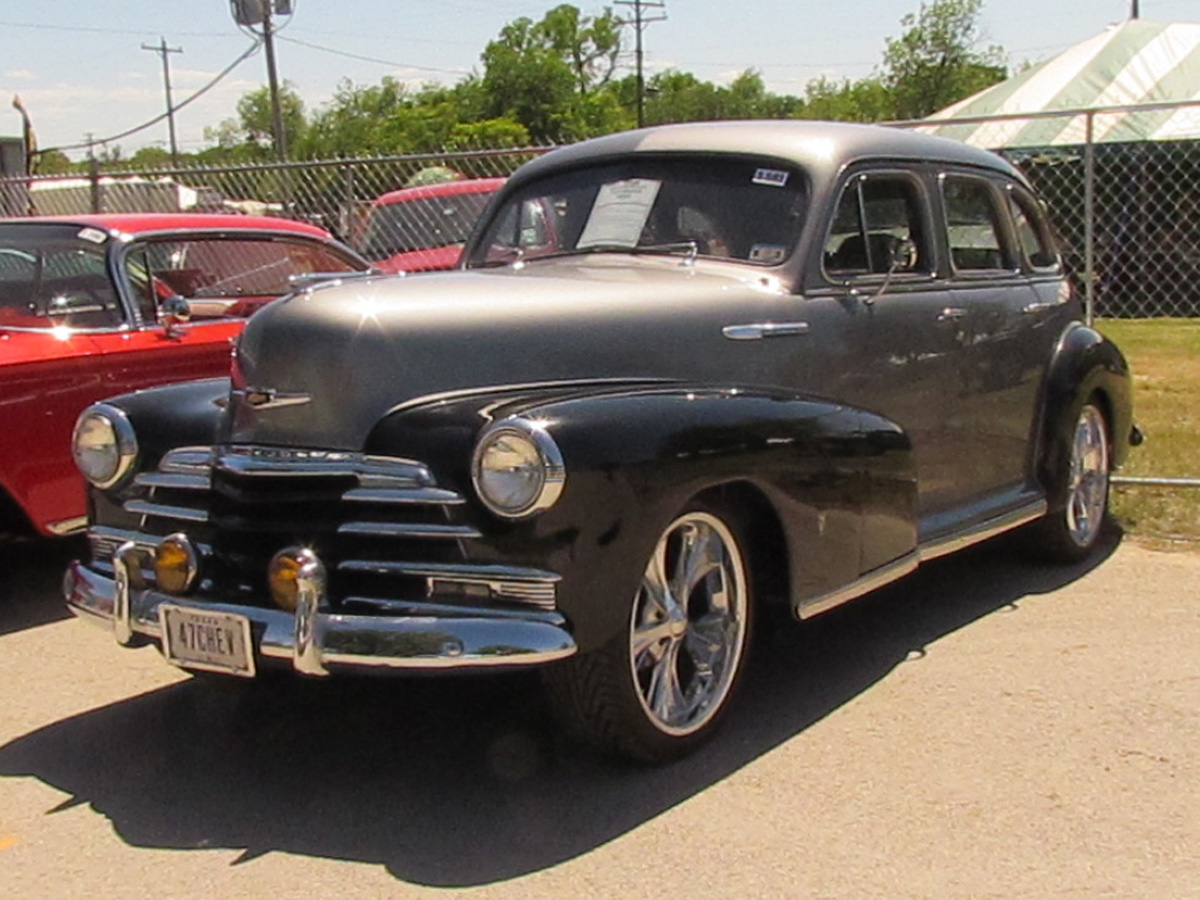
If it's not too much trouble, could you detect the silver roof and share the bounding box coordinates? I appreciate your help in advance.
[509,119,1022,188]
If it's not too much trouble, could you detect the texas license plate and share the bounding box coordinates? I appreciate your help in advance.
[160,605,256,677]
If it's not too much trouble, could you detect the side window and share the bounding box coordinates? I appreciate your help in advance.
[942,175,1013,272]
[824,173,928,278]
[124,245,159,324]
[1008,186,1059,271]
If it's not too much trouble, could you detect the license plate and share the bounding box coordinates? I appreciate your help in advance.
[160,605,256,677]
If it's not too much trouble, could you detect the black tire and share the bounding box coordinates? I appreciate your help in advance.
[1030,396,1111,563]
[544,501,755,763]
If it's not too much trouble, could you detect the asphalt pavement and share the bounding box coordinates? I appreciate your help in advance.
[1,529,1197,899]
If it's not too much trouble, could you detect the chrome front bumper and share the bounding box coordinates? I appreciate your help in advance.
[63,556,578,676]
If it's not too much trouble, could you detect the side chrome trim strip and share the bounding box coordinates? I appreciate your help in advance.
[797,552,919,620]
[919,500,1047,562]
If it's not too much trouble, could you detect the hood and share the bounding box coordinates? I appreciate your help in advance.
[226,257,785,450]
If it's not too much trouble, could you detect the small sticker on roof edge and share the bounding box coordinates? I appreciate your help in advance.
[77,227,108,244]
[752,168,789,187]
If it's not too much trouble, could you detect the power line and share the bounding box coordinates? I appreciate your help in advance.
[40,41,262,155]
[275,34,470,76]
[0,18,228,38]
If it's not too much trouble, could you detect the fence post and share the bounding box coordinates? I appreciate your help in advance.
[88,156,102,214]
[1083,111,1096,325]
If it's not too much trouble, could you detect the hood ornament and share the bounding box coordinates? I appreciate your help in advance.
[233,387,312,410]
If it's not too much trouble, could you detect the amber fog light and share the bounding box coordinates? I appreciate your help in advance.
[154,533,199,595]
[268,547,322,612]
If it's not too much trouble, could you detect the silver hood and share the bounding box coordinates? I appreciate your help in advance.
[226,257,787,450]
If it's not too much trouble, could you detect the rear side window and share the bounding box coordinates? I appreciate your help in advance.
[942,175,1013,273]
[824,173,929,278]
[1008,186,1059,271]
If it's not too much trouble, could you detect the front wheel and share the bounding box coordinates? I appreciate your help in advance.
[1032,398,1111,562]
[545,504,754,762]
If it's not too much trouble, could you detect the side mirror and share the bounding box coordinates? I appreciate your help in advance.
[157,295,192,337]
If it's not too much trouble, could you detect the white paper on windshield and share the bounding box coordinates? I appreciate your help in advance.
[577,179,662,248]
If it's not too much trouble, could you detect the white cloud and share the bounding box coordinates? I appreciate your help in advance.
[5,69,35,80]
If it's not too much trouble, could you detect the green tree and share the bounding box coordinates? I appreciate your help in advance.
[880,0,1005,119]
[798,75,894,122]
[205,82,306,159]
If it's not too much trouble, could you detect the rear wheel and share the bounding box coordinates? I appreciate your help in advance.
[546,504,753,762]
[1033,398,1111,562]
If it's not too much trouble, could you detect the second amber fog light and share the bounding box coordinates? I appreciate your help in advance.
[268,547,322,612]
[154,533,199,595]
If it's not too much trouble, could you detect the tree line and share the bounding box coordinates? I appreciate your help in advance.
[37,0,1005,173]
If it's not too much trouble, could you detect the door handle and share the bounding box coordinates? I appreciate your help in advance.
[936,307,968,322]
[1021,301,1060,315]
[722,322,810,341]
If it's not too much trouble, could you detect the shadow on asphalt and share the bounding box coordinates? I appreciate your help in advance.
[0,526,1121,886]
[0,537,84,636]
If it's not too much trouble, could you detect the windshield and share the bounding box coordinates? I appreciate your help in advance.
[359,191,497,261]
[0,228,121,330]
[466,156,807,268]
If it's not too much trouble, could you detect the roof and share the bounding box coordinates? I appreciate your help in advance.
[374,177,506,207]
[919,20,1200,148]
[507,120,1019,188]
[0,212,332,239]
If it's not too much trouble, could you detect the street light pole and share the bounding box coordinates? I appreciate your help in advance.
[141,37,183,165]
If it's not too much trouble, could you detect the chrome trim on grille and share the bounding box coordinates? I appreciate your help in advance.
[213,446,434,486]
[124,500,210,523]
[343,487,465,505]
[133,472,212,491]
[340,560,560,608]
[338,522,481,539]
[48,516,89,536]
[159,447,214,474]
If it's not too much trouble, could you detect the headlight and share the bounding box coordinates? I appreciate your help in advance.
[72,403,138,489]
[472,418,565,518]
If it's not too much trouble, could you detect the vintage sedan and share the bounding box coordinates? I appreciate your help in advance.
[65,122,1134,761]
[0,213,368,539]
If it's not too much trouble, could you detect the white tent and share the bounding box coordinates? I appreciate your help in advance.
[918,19,1200,148]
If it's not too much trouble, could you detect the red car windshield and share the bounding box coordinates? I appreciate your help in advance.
[359,192,496,262]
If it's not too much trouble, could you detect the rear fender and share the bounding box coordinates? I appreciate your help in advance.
[1037,323,1134,508]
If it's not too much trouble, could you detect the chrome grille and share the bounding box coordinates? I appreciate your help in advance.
[116,444,556,610]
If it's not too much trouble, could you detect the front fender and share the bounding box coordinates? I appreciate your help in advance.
[368,384,916,651]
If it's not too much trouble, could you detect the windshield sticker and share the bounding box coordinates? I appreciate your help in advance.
[77,227,108,244]
[752,168,790,188]
[749,244,788,263]
[578,178,662,248]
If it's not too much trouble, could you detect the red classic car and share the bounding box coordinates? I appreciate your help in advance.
[0,213,369,539]
[356,178,506,273]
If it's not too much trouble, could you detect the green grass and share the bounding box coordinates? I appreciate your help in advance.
[1096,318,1200,547]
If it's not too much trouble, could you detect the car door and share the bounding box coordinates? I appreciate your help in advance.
[814,167,973,544]
[942,172,1054,509]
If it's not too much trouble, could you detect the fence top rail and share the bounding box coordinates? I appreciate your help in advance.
[2,145,556,186]
[891,96,1200,131]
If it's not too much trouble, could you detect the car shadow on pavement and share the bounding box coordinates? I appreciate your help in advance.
[0,526,1121,886]
[0,537,84,636]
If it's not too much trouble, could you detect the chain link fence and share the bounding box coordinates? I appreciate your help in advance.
[0,146,552,269]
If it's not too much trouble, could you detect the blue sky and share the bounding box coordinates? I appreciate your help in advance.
[1,0,1195,158]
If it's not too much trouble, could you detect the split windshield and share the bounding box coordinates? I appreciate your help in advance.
[466,156,808,267]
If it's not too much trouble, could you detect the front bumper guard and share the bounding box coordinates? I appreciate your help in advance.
[64,548,577,676]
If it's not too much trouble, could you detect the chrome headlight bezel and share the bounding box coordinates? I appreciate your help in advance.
[72,403,138,490]
[471,417,566,519]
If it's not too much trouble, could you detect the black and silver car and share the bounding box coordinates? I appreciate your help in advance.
[64,121,1134,761]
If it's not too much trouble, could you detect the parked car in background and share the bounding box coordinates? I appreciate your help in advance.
[0,213,369,539]
[357,177,505,273]
[66,122,1134,762]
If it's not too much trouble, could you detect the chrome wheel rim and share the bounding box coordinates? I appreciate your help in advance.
[1066,404,1109,548]
[629,512,749,737]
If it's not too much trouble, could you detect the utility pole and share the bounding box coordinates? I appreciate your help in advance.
[229,0,293,163]
[141,37,183,165]
[1131,0,1140,18]
[615,0,667,128]
[261,4,287,163]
